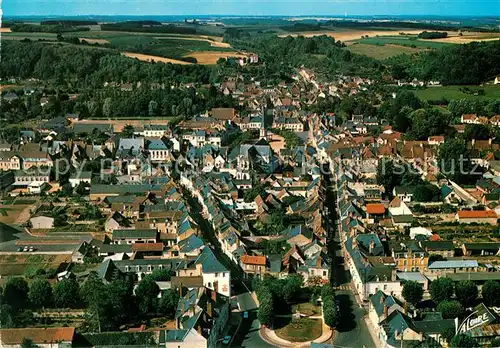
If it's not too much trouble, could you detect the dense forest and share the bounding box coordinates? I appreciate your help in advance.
[0,41,210,86]
[226,34,383,80]
[388,40,500,85]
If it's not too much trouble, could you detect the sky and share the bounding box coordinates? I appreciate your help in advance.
[2,0,499,17]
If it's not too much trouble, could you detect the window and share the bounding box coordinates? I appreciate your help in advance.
[208,282,212,287]
[323,271,327,276]
[215,273,218,277]
[383,285,387,290]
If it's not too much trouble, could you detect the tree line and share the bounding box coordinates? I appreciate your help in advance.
[0,269,179,332]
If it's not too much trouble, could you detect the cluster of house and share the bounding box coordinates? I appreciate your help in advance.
[179,146,330,285]
[461,113,500,127]
[318,123,500,346]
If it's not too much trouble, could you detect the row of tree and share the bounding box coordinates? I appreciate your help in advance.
[254,274,304,327]
[1,268,180,331]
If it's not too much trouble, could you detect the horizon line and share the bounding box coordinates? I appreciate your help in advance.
[4,14,500,18]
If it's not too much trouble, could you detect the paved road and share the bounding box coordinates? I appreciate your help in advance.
[231,309,275,348]
[323,178,376,348]
[334,290,376,348]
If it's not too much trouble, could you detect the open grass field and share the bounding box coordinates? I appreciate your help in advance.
[347,42,425,59]
[274,318,322,342]
[413,85,500,101]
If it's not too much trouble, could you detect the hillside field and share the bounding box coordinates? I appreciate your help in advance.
[413,85,500,101]
[346,43,425,59]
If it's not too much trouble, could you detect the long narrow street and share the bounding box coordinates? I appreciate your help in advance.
[323,163,376,348]
[182,189,273,347]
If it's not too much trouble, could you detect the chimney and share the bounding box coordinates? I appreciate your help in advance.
[190,303,195,316]
[380,295,385,304]
[176,317,181,329]
[211,289,217,302]
[197,325,202,335]
[384,304,389,318]
[179,283,183,298]
[207,301,213,317]
[369,240,375,255]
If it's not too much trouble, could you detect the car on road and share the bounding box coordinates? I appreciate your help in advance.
[222,336,231,345]
[243,311,248,319]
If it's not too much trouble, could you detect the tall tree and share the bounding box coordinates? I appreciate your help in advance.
[402,281,424,306]
[54,278,80,308]
[28,278,53,308]
[158,289,180,318]
[430,278,454,304]
[455,280,478,307]
[3,277,29,309]
[437,300,464,319]
[482,280,500,307]
[135,276,160,316]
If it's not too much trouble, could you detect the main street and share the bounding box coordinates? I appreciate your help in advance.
[323,162,377,348]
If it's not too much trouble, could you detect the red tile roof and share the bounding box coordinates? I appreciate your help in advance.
[0,327,75,345]
[132,243,164,252]
[458,210,497,219]
[241,254,266,266]
[429,234,442,241]
[366,203,385,215]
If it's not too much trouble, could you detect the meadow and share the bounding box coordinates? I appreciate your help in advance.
[413,85,500,101]
[346,42,424,59]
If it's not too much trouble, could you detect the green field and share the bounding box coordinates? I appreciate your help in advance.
[350,35,454,49]
[414,85,500,101]
[347,42,424,59]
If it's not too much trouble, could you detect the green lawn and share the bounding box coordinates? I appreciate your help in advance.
[350,35,454,49]
[414,85,500,101]
[274,318,322,342]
